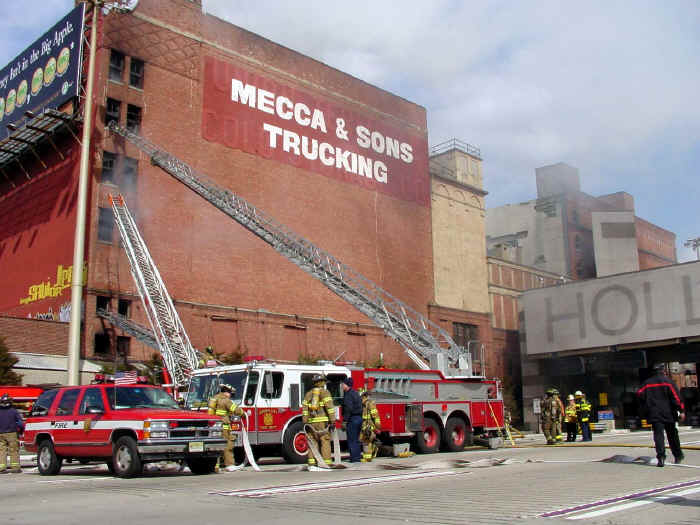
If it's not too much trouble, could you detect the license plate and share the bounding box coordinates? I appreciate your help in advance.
[188,441,204,453]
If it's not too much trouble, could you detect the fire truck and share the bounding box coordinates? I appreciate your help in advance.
[101,123,505,464]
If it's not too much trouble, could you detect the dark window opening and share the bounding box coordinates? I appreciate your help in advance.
[94,333,111,354]
[96,295,111,313]
[79,388,105,414]
[126,104,141,132]
[98,207,114,243]
[260,371,284,399]
[56,388,80,415]
[30,390,58,417]
[122,157,138,190]
[129,58,144,89]
[453,322,479,349]
[105,98,121,127]
[109,50,125,82]
[118,299,131,317]
[101,151,116,184]
[117,336,131,357]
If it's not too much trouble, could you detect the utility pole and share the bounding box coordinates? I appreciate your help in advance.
[685,238,700,261]
[67,1,101,386]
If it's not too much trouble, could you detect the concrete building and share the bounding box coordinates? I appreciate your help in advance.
[486,162,676,280]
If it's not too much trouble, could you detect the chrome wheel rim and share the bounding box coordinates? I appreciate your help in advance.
[115,446,132,471]
[39,446,51,470]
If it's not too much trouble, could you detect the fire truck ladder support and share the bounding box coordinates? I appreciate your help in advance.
[108,123,478,376]
[109,194,199,388]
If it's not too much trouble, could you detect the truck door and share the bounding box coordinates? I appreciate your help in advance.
[76,387,110,456]
[51,388,81,456]
[241,370,260,441]
[257,370,286,444]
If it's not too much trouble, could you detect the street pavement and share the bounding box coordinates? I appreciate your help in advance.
[4,428,700,525]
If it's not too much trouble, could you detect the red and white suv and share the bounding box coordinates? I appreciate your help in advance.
[24,382,225,477]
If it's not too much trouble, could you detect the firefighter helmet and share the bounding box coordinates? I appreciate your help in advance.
[552,388,560,395]
[545,388,554,396]
[0,393,12,408]
[220,383,236,394]
[567,394,575,401]
[574,390,583,397]
[311,373,326,385]
[359,388,368,397]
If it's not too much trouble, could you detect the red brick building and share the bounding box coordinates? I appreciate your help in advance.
[0,0,436,370]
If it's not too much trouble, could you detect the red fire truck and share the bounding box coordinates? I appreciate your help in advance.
[185,361,503,464]
[102,125,506,466]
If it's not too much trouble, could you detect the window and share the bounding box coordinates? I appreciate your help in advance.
[96,295,110,312]
[575,234,583,254]
[101,151,116,184]
[453,322,479,348]
[105,98,121,127]
[129,57,144,89]
[117,336,131,357]
[122,157,138,190]
[29,389,58,416]
[109,50,125,82]
[98,207,114,242]
[244,371,259,406]
[56,388,81,415]
[118,299,131,317]
[126,104,141,132]
[260,371,284,399]
[300,373,346,405]
[94,333,110,354]
[79,388,105,414]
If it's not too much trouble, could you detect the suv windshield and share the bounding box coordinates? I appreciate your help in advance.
[186,371,247,410]
[105,386,179,410]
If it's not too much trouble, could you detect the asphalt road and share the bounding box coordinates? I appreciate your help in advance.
[5,428,700,525]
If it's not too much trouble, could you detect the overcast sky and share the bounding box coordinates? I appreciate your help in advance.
[2,1,698,261]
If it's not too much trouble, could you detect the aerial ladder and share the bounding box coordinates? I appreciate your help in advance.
[108,194,200,389]
[108,123,482,377]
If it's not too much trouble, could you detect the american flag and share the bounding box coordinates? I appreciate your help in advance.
[114,370,138,385]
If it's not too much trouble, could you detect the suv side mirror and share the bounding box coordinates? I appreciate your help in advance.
[86,406,104,415]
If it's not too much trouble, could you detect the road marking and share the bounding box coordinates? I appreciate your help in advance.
[38,477,112,484]
[211,470,466,498]
[567,485,700,520]
[539,478,700,518]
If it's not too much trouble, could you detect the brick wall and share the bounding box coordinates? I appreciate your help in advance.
[0,316,69,356]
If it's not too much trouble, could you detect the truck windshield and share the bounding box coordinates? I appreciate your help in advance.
[105,387,180,410]
[186,371,247,410]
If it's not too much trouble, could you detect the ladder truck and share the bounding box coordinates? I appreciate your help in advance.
[105,123,505,460]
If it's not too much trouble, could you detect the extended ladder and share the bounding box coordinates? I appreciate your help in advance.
[109,194,199,387]
[108,124,477,375]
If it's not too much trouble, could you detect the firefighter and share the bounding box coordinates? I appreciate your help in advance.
[302,374,336,470]
[552,389,565,443]
[575,390,592,442]
[208,383,243,472]
[0,394,25,474]
[565,394,578,442]
[541,389,560,445]
[359,389,382,462]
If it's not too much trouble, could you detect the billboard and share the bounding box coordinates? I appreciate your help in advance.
[0,4,85,141]
[202,56,430,207]
[521,261,700,355]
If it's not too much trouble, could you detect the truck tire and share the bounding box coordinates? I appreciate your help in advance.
[281,420,308,464]
[112,436,142,478]
[414,418,441,454]
[37,440,62,475]
[443,417,471,452]
[187,457,217,474]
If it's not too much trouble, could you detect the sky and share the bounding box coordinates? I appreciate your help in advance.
[1,0,698,261]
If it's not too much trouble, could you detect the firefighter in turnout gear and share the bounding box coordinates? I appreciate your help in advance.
[208,384,243,472]
[541,389,561,445]
[552,389,565,443]
[0,394,24,473]
[575,390,592,441]
[302,374,336,470]
[565,394,578,442]
[360,389,381,462]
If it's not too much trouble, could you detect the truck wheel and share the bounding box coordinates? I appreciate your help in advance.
[443,417,471,452]
[112,436,142,478]
[37,440,62,475]
[281,420,308,464]
[414,418,441,454]
[187,457,217,474]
